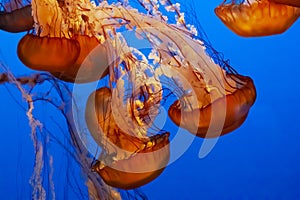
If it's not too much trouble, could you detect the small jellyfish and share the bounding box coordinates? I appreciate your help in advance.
[86,87,170,189]
[215,0,300,37]
[0,0,33,33]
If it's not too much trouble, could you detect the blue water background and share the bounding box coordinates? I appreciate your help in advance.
[0,1,300,199]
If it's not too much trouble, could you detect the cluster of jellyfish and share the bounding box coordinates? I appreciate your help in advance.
[0,0,299,199]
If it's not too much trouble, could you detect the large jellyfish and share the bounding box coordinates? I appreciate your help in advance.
[215,0,300,37]
[0,0,257,199]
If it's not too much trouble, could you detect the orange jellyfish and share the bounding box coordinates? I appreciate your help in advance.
[85,87,170,190]
[215,0,300,37]
[17,0,109,83]
[165,64,256,138]
[0,1,33,33]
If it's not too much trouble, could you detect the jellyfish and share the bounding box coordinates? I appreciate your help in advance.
[92,132,170,190]
[215,0,300,37]
[0,0,33,32]
[167,66,256,138]
[85,87,170,190]
[16,0,109,83]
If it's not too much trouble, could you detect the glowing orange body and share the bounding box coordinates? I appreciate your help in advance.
[52,35,109,83]
[95,133,170,190]
[17,34,80,73]
[86,87,170,189]
[18,34,109,83]
[168,75,256,138]
[215,0,300,37]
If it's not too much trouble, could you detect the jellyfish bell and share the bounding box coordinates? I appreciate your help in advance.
[0,2,33,33]
[92,132,170,190]
[17,34,81,73]
[86,87,170,189]
[167,65,256,138]
[269,0,300,7]
[17,34,109,83]
[215,0,300,37]
[51,35,109,83]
